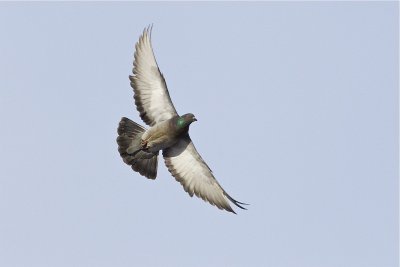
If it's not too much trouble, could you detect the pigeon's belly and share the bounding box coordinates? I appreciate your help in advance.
[142,122,177,152]
[147,135,177,152]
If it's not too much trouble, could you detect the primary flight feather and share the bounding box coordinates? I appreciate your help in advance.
[117,26,247,213]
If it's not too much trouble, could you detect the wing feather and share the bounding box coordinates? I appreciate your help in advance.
[130,26,178,126]
[163,136,247,213]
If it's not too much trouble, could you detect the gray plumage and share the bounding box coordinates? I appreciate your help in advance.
[117,26,247,213]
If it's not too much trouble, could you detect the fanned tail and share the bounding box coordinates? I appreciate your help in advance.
[117,117,158,179]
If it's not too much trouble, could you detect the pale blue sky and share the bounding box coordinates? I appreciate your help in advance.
[0,2,398,267]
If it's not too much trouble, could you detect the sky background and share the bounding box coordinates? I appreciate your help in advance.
[0,2,398,267]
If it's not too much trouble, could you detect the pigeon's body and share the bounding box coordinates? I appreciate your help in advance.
[141,118,177,152]
[117,26,247,213]
[140,114,193,153]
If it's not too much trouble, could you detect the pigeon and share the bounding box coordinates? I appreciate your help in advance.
[117,26,247,213]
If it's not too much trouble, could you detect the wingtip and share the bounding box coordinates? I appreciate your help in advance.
[235,200,250,206]
[224,193,249,211]
[144,24,153,38]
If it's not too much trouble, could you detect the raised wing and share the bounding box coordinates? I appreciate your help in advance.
[129,26,178,126]
[163,135,247,213]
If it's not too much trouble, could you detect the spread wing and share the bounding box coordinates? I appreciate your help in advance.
[129,26,178,126]
[163,135,247,213]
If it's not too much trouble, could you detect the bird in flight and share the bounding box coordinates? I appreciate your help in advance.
[117,26,247,213]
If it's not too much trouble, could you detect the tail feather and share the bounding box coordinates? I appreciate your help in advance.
[117,117,158,179]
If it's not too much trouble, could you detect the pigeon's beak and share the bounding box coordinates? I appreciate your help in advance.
[193,117,197,122]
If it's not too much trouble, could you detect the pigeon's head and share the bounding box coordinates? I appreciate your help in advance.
[183,113,197,123]
[176,113,197,128]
